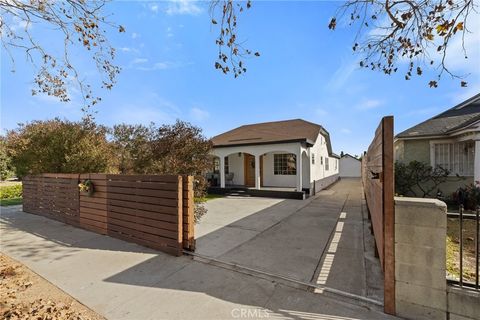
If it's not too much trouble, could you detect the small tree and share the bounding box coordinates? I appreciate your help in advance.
[0,137,15,180]
[395,160,451,197]
[110,123,155,174]
[5,118,112,177]
[151,120,213,221]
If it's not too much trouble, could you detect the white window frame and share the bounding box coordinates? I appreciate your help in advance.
[430,140,475,177]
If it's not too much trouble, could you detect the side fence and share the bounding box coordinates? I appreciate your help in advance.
[23,173,195,256]
[361,116,395,315]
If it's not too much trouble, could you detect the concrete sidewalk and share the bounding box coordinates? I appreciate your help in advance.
[0,204,396,320]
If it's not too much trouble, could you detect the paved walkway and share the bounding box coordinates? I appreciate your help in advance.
[0,179,393,320]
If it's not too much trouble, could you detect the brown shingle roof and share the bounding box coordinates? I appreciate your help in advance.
[211,119,336,155]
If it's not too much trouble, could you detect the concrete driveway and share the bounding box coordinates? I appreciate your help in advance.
[196,196,308,257]
[195,179,383,302]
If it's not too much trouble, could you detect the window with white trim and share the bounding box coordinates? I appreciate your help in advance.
[325,157,329,171]
[433,141,474,176]
[274,154,296,175]
[311,153,315,165]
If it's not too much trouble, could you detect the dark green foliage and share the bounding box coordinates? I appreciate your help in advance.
[0,138,15,180]
[453,184,480,210]
[395,160,450,197]
[5,119,112,178]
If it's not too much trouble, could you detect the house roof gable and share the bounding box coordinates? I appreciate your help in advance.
[396,93,480,139]
[211,119,336,155]
[341,153,360,161]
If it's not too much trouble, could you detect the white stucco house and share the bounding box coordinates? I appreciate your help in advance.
[208,119,340,197]
[339,154,361,178]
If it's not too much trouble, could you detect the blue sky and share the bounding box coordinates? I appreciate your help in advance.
[1,0,479,156]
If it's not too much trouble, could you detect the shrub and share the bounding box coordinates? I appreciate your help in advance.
[0,184,22,199]
[0,138,15,180]
[395,160,450,197]
[453,184,480,210]
[5,119,113,177]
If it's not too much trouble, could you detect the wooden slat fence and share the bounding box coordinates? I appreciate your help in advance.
[23,174,80,226]
[23,173,195,256]
[361,116,395,315]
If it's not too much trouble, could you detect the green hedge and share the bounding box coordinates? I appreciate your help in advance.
[0,184,22,199]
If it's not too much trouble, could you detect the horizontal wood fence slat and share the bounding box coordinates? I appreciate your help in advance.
[361,116,395,315]
[22,173,195,256]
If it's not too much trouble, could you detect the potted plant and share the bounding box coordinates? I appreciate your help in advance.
[78,179,95,196]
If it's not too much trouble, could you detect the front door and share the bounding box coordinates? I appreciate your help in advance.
[244,154,255,187]
[244,154,263,187]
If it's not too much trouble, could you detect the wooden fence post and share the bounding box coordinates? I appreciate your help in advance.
[182,175,195,251]
[383,116,395,315]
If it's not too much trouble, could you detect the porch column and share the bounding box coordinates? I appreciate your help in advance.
[475,140,480,185]
[296,151,303,192]
[220,156,226,188]
[255,155,261,189]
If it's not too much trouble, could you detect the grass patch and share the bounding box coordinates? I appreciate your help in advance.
[195,194,224,202]
[446,218,477,282]
[0,197,22,206]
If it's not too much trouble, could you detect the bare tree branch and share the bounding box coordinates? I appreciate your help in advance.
[0,0,125,118]
[329,0,476,87]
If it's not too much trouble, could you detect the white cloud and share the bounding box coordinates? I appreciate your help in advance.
[166,27,174,38]
[131,32,139,39]
[135,61,192,71]
[9,16,32,32]
[190,107,210,122]
[326,59,358,91]
[150,3,159,13]
[340,128,352,134]
[111,93,180,125]
[166,0,203,16]
[132,58,148,64]
[119,47,140,54]
[356,99,383,110]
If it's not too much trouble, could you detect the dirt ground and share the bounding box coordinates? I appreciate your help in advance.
[0,253,104,320]
[446,218,478,282]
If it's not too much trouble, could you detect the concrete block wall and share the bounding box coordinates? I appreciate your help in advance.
[447,286,480,320]
[394,197,448,320]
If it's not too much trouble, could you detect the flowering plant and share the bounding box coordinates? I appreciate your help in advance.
[78,179,94,196]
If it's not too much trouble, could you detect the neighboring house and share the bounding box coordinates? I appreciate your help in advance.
[209,119,339,195]
[339,154,361,178]
[395,93,480,196]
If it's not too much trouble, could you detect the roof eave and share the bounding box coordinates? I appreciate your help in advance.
[212,138,308,149]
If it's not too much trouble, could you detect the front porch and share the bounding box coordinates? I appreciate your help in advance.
[207,185,306,200]
[208,142,310,194]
